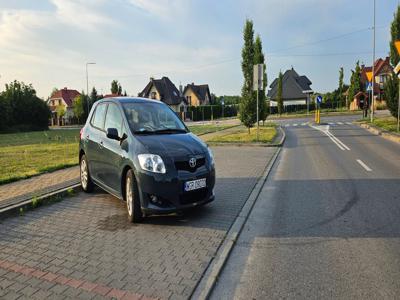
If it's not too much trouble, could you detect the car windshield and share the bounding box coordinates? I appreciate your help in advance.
[122,102,187,134]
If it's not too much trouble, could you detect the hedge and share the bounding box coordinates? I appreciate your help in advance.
[185,104,239,121]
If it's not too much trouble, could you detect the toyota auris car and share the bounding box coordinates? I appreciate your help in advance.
[79,97,215,222]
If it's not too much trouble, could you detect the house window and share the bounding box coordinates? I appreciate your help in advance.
[379,75,388,84]
[186,96,192,106]
[151,92,157,99]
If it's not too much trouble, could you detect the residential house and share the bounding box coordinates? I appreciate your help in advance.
[267,68,313,108]
[48,88,80,126]
[360,56,392,103]
[139,77,187,113]
[183,83,211,106]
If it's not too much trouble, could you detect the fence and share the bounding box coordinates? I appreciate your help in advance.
[184,104,239,121]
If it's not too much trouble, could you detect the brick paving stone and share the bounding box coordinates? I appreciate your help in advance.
[0,166,80,209]
[0,147,275,299]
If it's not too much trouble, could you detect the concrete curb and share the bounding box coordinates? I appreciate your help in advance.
[191,146,282,300]
[196,124,241,137]
[0,183,81,219]
[358,123,400,144]
[206,126,286,147]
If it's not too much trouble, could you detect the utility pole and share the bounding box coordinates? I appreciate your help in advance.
[370,0,376,122]
[253,64,263,142]
[86,62,96,119]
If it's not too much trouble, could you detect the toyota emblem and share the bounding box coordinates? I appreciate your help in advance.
[189,157,197,168]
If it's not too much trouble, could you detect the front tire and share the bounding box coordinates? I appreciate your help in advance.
[80,154,94,193]
[125,169,143,223]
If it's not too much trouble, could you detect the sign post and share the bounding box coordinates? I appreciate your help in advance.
[394,41,400,132]
[253,64,264,141]
[366,71,373,119]
[316,95,322,124]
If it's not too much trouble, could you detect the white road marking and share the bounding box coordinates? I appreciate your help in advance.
[356,159,372,172]
[310,124,351,151]
[345,122,352,125]
[293,123,298,127]
[285,124,290,127]
[328,122,335,125]
[301,123,307,126]
[337,122,344,125]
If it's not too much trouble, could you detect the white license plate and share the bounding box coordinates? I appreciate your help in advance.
[184,178,206,192]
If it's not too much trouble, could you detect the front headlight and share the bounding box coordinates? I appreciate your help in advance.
[138,154,166,174]
[207,147,215,166]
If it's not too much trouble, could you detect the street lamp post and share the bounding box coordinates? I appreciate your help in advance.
[370,0,376,122]
[86,62,96,118]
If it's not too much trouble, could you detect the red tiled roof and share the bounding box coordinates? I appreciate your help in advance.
[360,57,392,93]
[102,93,120,98]
[50,88,81,107]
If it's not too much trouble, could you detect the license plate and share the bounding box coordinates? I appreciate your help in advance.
[184,178,206,192]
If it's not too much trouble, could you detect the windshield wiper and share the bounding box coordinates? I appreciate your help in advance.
[153,128,187,134]
[132,130,157,135]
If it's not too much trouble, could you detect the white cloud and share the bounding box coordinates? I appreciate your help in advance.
[50,0,118,31]
[128,0,187,19]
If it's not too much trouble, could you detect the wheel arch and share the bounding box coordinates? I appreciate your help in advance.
[121,164,134,201]
[79,149,85,162]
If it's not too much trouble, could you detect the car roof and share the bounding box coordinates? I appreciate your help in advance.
[97,97,163,105]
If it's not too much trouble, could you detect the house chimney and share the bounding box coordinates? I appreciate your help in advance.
[150,77,154,81]
[191,82,194,85]
[179,83,183,96]
[63,87,67,90]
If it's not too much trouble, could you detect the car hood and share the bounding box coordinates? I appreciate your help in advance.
[135,133,207,159]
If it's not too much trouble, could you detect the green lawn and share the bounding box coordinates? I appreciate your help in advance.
[0,129,80,184]
[187,124,237,135]
[368,116,399,132]
[0,123,237,185]
[208,125,277,144]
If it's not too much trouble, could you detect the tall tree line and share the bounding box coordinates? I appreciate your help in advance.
[239,19,268,132]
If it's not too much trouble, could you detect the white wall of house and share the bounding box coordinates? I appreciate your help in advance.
[269,99,307,107]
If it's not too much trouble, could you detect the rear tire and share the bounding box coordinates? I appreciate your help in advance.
[125,169,143,223]
[80,154,94,193]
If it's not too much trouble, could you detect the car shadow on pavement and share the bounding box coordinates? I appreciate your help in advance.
[86,175,261,232]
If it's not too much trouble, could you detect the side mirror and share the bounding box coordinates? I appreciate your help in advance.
[106,128,120,141]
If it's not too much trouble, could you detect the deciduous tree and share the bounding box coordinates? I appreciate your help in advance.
[239,19,257,132]
[277,71,283,115]
[254,34,268,124]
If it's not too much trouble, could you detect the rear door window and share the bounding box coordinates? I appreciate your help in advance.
[91,103,107,130]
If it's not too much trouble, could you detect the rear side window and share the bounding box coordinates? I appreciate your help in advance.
[104,103,123,136]
[91,103,107,130]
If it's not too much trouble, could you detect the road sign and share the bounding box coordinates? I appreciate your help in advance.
[394,62,400,78]
[316,95,322,104]
[367,82,372,91]
[253,64,263,91]
[366,71,373,83]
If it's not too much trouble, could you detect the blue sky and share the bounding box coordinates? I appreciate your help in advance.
[0,0,398,98]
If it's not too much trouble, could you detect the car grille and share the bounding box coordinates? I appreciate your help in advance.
[180,189,208,205]
[175,157,205,172]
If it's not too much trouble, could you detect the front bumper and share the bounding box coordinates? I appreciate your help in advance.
[135,166,216,215]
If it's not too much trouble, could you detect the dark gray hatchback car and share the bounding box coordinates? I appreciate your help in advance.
[79,97,215,222]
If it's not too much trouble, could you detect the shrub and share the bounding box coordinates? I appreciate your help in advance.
[0,80,51,132]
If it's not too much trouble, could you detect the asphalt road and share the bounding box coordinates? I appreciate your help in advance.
[211,115,400,299]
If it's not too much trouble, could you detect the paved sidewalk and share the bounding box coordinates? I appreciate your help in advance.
[0,146,277,300]
[0,167,79,210]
